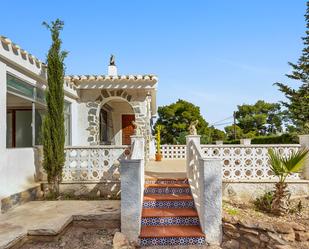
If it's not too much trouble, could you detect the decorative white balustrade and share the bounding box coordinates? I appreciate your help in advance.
[63,146,131,182]
[200,144,301,180]
[161,144,302,180]
[160,144,186,159]
[186,136,222,244]
[63,143,302,182]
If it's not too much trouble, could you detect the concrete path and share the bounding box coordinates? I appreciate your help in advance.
[0,200,120,249]
[145,159,186,178]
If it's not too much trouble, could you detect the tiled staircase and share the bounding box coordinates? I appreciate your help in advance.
[140,178,205,246]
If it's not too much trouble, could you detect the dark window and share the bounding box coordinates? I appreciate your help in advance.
[100,109,108,144]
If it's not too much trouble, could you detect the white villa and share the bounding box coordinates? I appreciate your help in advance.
[0,36,157,211]
[0,35,309,248]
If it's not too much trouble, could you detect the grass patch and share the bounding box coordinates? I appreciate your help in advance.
[226,208,239,216]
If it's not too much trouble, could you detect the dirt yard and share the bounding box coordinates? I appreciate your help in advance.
[223,196,309,228]
[20,226,118,249]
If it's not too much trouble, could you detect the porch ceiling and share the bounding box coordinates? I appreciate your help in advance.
[7,93,32,107]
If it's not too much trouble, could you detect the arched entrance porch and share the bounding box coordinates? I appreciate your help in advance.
[98,97,136,146]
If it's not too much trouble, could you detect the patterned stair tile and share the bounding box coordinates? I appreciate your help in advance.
[142,208,199,225]
[144,186,191,195]
[141,216,200,226]
[143,195,194,209]
[145,178,189,185]
[140,178,205,246]
[140,236,205,246]
[143,200,195,209]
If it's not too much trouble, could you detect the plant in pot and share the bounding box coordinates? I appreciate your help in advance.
[155,125,162,161]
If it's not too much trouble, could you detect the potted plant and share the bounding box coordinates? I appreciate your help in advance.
[155,125,162,161]
[268,148,308,215]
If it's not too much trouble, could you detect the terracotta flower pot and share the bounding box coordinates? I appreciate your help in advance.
[155,153,162,161]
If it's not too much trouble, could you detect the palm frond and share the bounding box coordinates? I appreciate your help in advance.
[282,148,308,173]
[268,148,309,180]
[268,149,285,176]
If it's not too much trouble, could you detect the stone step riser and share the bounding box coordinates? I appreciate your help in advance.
[143,200,195,209]
[141,217,200,226]
[140,237,205,246]
[144,187,191,195]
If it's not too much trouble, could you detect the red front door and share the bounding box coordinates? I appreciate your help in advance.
[122,114,135,145]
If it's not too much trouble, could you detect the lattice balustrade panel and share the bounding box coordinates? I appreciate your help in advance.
[200,145,302,180]
[63,146,131,182]
[160,145,186,159]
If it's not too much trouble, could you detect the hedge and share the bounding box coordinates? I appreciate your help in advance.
[221,134,299,145]
[251,134,299,144]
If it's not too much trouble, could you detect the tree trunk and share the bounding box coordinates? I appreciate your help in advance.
[271,182,290,216]
[48,176,60,197]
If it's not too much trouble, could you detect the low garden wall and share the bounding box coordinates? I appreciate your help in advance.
[222,180,309,202]
[162,143,309,202]
[222,212,309,249]
[161,144,302,180]
[55,146,131,198]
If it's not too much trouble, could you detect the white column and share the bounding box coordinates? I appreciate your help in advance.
[0,61,7,209]
[240,138,251,145]
[186,135,222,245]
[186,135,201,173]
[199,158,222,244]
[299,135,309,179]
[148,135,156,160]
[131,135,145,160]
[32,102,35,146]
[120,135,145,242]
[0,61,6,152]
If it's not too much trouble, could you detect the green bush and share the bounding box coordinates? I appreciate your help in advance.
[254,191,274,212]
[251,134,299,144]
[222,134,299,145]
[223,139,240,144]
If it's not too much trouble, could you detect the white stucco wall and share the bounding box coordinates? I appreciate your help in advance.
[1,149,37,199]
[0,61,7,203]
[0,61,39,205]
[71,102,89,146]
[0,41,47,204]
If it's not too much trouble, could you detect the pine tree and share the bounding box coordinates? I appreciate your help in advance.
[275,2,309,133]
[42,19,67,195]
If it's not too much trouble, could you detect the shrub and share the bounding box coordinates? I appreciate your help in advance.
[223,134,299,145]
[223,139,240,144]
[254,191,274,212]
[251,134,299,144]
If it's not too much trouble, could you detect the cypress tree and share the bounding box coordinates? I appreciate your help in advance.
[275,2,309,133]
[42,19,67,195]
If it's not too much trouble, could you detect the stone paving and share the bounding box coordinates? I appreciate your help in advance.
[0,200,120,249]
[145,159,186,179]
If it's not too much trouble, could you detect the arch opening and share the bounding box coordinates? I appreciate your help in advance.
[99,97,135,146]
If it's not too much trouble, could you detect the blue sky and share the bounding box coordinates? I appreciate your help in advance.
[0,1,306,127]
